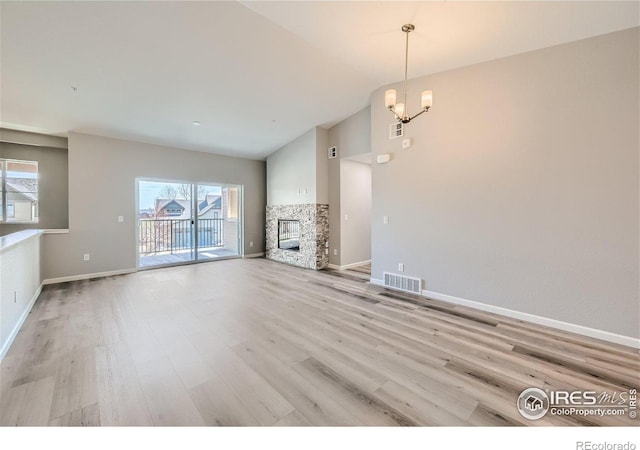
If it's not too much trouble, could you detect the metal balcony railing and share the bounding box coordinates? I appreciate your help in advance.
[139,218,224,256]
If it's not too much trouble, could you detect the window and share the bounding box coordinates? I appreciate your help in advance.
[1,158,39,223]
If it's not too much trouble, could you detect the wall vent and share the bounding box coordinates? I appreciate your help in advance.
[328,146,337,159]
[389,122,404,139]
[383,272,422,294]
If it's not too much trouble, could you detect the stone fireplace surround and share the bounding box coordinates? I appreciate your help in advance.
[266,204,329,270]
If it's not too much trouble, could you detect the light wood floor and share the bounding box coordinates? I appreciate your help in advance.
[1,258,638,426]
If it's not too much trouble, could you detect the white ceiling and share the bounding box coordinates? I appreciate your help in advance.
[1,1,638,160]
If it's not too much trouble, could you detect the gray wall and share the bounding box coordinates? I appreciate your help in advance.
[327,107,371,265]
[43,132,265,280]
[267,128,317,205]
[340,159,371,266]
[0,142,69,235]
[370,28,639,338]
[266,126,328,205]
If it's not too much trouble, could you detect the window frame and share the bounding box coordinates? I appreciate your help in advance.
[1,158,39,224]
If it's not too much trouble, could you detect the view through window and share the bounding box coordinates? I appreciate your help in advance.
[1,158,39,223]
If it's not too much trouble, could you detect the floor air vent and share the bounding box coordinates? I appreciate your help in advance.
[383,273,422,294]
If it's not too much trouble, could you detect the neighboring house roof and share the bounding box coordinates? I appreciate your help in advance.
[155,198,187,212]
[154,195,221,219]
[6,179,37,202]
[199,196,222,215]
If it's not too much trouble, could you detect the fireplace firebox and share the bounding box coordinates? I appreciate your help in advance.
[278,219,300,251]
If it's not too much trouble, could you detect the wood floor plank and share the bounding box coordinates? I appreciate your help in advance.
[189,376,261,426]
[49,347,98,421]
[0,376,55,426]
[373,381,469,426]
[1,257,636,427]
[94,344,153,426]
[49,403,100,426]
[187,330,295,425]
[292,357,417,426]
[273,410,313,426]
[233,339,364,426]
[136,356,206,426]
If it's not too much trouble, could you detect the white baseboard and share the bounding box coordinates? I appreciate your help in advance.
[243,252,265,259]
[328,259,371,271]
[369,277,639,349]
[0,284,42,360]
[42,268,137,285]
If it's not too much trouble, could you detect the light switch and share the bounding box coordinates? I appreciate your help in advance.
[402,138,413,149]
[117,216,124,223]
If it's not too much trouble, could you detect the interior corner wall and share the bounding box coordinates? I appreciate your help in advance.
[370,27,639,339]
[327,106,371,266]
[42,132,265,280]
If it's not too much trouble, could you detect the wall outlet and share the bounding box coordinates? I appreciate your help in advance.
[402,138,413,149]
[398,263,404,272]
[249,241,254,247]
[383,216,389,224]
[325,248,329,255]
[83,253,90,261]
[117,215,124,223]
[344,214,348,221]
[333,249,338,256]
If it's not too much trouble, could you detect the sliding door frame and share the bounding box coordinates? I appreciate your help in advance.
[135,177,244,270]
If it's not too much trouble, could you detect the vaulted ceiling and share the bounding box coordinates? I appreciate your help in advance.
[1,1,637,159]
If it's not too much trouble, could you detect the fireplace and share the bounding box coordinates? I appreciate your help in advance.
[266,204,329,270]
[278,219,300,251]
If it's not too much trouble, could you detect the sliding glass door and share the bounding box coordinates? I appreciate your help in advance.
[137,180,241,268]
[196,184,241,261]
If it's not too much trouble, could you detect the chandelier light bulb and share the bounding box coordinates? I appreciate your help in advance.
[385,89,397,108]
[421,90,433,109]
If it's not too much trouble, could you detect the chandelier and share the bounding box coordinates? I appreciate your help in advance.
[385,24,433,124]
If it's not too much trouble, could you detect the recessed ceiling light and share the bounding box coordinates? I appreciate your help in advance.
[192,121,201,126]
